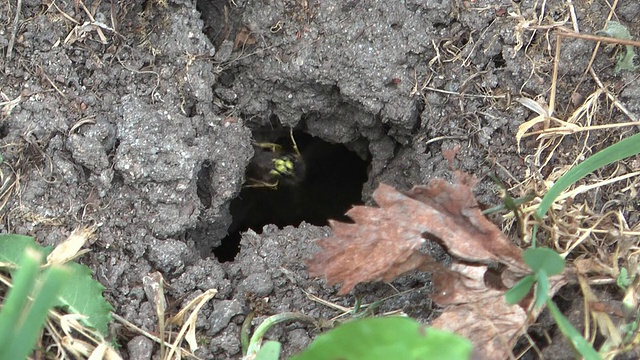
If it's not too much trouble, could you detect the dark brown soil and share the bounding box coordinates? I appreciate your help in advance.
[1,0,638,358]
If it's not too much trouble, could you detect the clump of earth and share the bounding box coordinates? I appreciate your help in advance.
[1,0,638,358]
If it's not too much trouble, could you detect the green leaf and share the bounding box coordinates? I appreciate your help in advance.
[523,248,565,275]
[291,317,472,360]
[622,321,638,343]
[546,299,602,360]
[255,341,281,360]
[55,262,114,336]
[505,274,536,305]
[616,267,630,290]
[0,235,43,266]
[596,21,637,73]
[0,234,113,337]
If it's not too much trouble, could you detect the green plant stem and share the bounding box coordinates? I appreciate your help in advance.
[245,312,316,357]
[482,193,535,215]
[241,311,255,355]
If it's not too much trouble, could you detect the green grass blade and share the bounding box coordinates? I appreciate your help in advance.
[0,248,42,355]
[534,270,550,310]
[532,132,640,247]
[505,274,535,305]
[8,264,70,360]
[546,299,601,360]
[537,132,640,219]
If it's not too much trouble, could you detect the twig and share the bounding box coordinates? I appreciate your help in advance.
[421,86,507,99]
[116,58,160,101]
[556,27,640,48]
[566,0,579,32]
[523,120,640,137]
[111,313,201,359]
[570,0,619,97]
[6,0,22,64]
[589,67,638,123]
[549,30,560,119]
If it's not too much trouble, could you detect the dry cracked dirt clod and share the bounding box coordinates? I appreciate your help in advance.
[2,0,639,358]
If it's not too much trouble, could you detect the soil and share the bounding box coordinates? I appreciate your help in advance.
[1,0,639,359]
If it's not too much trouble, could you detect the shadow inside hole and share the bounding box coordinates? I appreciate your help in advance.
[214,130,369,262]
[0,122,8,139]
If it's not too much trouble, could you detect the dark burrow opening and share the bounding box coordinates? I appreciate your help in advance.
[214,127,370,262]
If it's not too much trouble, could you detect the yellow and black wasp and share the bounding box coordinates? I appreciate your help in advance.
[245,129,305,189]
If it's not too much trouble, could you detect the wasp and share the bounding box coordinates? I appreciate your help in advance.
[245,129,305,189]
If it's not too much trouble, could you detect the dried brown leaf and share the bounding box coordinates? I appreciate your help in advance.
[402,172,527,273]
[307,194,439,294]
[308,175,569,359]
[433,264,568,359]
[308,174,528,294]
[233,26,256,50]
[432,263,529,358]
